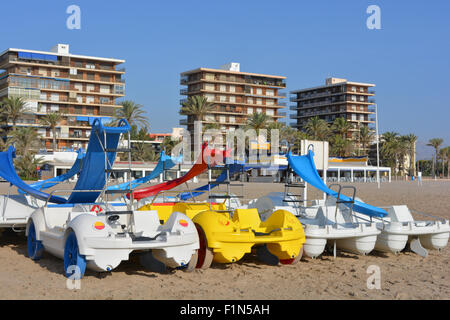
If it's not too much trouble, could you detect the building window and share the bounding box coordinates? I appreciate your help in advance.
[229,85,235,93]
[266,89,274,96]
[205,94,215,102]
[256,108,262,113]
[100,85,110,94]
[247,107,253,114]
[219,95,226,102]
[220,84,226,92]
[256,88,262,95]
[256,98,262,105]
[99,97,110,104]
[266,109,274,116]
[229,96,236,103]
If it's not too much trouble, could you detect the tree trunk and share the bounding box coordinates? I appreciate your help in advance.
[52,127,57,151]
[448,159,449,179]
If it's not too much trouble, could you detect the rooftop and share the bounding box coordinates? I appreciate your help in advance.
[0,44,125,64]
[290,77,375,94]
[181,66,286,79]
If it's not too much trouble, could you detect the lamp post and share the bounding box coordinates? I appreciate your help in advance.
[375,104,380,189]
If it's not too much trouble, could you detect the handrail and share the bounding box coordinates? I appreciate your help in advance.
[409,209,447,223]
[43,188,134,208]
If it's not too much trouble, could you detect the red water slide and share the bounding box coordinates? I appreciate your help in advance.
[130,142,228,200]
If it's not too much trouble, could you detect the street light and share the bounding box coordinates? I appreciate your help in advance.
[375,104,380,189]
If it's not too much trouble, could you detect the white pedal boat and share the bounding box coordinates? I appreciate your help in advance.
[0,194,44,229]
[26,201,199,278]
[248,192,380,258]
[353,204,450,257]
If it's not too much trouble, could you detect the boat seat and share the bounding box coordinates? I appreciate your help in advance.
[233,208,261,230]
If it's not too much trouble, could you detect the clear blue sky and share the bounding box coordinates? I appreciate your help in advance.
[1,0,449,159]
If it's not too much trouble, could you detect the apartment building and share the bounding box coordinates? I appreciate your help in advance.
[0,44,125,151]
[290,77,376,139]
[179,63,287,135]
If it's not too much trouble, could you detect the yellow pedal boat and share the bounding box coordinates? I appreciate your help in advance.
[138,202,306,269]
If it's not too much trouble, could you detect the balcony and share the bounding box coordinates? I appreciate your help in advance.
[368,98,376,103]
[290,96,299,102]
[277,91,287,98]
[368,90,375,94]
[179,119,188,125]
[289,105,298,111]
[180,88,188,95]
[277,111,286,117]
[116,67,126,73]
[180,76,189,85]
[277,102,286,106]
[180,99,187,105]
[289,114,299,119]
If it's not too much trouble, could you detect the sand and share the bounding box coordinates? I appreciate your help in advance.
[0,180,449,300]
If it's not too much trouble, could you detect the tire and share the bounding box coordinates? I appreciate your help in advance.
[27,222,44,261]
[195,224,214,270]
[280,246,304,265]
[184,250,198,272]
[64,232,87,279]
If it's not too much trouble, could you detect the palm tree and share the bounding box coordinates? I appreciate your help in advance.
[9,127,39,156]
[304,116,330,141]
[331,117,353,140]
[445,147,450,179]
[14,153,47,181]
[331,135,353,157]
[114,100,150,129]
[39,112,63,151]
[246,112,269,136]
[162,136,179,155]
[358,126,374,156]
[2,97,30,131]
[180,95,215,123]
[438,147,448,179]
[427,138,443,178]
[380,131,399,176]
[403,134,418,176]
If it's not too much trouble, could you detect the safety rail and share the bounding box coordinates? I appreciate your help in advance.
[147,189,197,206]
[43,188,135,209]
[206,161,244,212]
[328,184,356,225]
[376,206,448,224]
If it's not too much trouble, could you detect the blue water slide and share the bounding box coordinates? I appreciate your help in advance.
[18,150,85,194]
[0,147,67,203]
[0,119,130,204]
[66,118,130,203]
[107,151,182,191]
[178,163,244,200]
[287,150,387,218]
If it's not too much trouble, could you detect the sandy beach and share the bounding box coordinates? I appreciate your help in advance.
[0,180,449,300]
